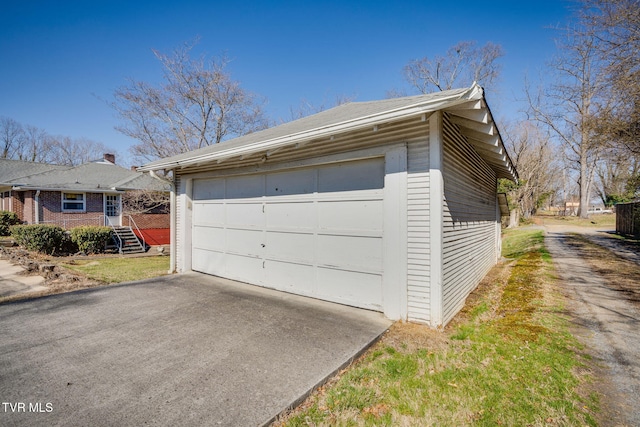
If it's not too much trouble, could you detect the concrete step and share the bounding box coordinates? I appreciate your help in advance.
[110,226,146,254]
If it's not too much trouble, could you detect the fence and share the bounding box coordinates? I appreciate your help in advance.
[41,216,105,229]
[616,202,640,236]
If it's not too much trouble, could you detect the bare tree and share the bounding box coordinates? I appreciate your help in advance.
[0,117,116,165]
[403,41,504,93]
[18,124,50,162]
[579,0,640,153]
[0,117,25,159]
[499,121,559,219]
[527,24,609,218]
[595,146,639,205]
[122,189,169,214]
[46,136,115,166]
[112,40,270,163]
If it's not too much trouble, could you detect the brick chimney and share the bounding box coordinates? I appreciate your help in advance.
[103,153,115,164]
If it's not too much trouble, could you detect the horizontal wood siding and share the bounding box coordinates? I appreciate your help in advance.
[407,137,431,323]
[441,115,497,325]
[175,117,428,176]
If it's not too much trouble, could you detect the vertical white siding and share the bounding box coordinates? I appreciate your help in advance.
[406,136,431,323]
[174,175,183,272]
[441,115,497,325]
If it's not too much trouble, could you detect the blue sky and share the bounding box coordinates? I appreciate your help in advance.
[0,1,573,166]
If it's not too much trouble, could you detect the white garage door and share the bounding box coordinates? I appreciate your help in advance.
[191,158,385,310]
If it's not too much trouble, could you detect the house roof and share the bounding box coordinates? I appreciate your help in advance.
[0,158,68,183]
[138,83,518,181]
[0,159,169,192]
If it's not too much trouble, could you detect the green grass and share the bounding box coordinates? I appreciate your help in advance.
[501,227,544,259]
[278,228,597,427]
[62,256,170,283]
[535,214,616,228]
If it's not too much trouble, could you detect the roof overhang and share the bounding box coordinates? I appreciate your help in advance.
[138,83,518,182]
[10,185,125,194]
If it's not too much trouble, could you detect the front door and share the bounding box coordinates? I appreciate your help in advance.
[105,194,122,226]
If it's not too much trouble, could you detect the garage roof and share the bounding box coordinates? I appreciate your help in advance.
[138,83,517,181]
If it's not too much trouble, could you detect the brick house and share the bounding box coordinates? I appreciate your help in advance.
[0,155,170,246]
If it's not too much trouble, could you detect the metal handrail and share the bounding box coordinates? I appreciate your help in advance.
[101,215,123,254]
[125,215,146,250]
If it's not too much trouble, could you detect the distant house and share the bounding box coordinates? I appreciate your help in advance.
[0,154,170,248]
[139,84,518,327]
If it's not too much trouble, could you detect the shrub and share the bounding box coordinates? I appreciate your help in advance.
[10,224,69,254]
[0,211,21,236]
[70,226,113,254]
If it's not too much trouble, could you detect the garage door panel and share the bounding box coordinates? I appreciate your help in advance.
[224,254,263,284]
[193,202,225,225]
[226,229,263,257]
[316,268,383,309]
[266,202,315,229]
[191,157,385,312]
[317,199,383,232]
[316,235,383,272]
[265,231,314,264]
[226,203,264,228]
[264,260,314,294]
[318,159,384,193]
[266,169,315,196]
[192,226,225,252]
[193,178,225,200]
[226,175,264,199]
[192,248,225,275]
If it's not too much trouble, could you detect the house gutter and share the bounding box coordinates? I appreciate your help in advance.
[12,185,126,193]
[148,170,176,274]
[34,190,40,224]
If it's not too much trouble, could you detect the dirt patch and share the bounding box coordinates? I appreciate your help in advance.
[564,233,640,308]
[0,246,104,304]
[448,257,514,328]
[545,227,640,427]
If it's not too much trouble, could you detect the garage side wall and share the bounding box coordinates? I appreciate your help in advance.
[406,137,431,323]
[441,115,498,325]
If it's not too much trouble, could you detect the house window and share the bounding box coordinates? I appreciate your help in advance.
[62,193,86,212]
[105,195,120,217]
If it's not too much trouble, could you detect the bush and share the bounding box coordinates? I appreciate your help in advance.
[10,224,69,254]
[0,211,21,236]
[70,226,113,254]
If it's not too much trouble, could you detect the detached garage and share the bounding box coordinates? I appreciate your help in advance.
[139,84,517,327]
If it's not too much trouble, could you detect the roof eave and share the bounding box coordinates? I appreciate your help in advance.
[138,85,484,172]
[11,185,125,193]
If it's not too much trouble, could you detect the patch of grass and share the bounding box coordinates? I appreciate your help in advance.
[535,214,616,228]
[62,256,169,283]
[501,227,544,259]
[276,228,597,427]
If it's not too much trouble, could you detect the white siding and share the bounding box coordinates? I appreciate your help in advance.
[441,115,497,325]
[406,137,431,323]
[175,175,183,272]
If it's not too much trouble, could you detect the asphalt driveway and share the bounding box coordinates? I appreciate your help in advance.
[0,272,391,426]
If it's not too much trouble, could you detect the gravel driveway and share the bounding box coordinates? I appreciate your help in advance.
[544,225,640,427]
